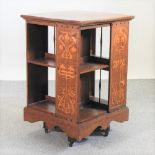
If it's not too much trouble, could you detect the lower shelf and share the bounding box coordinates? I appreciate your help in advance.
[79,108,105,123]
[24,101,129,140]
[29,100,55,114]
[27,98,107,123]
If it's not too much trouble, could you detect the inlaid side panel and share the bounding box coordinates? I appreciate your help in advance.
[56,24,80,122]
[109,21,129,112]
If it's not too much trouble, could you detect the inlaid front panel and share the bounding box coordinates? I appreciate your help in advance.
[109,21,129,112]
[56,24,80,122]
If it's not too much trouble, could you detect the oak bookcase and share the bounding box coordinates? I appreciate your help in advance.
[21,11,134,147]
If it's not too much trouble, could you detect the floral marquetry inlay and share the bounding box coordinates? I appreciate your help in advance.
[56,24,79,121]
[114,27,128,52]
[111,80,126,105]
[109,22,129,111]
[57,87,76,116]
[57,26,79,61]
[58,64,75,80]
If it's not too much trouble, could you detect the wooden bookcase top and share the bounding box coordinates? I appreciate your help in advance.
[21,11,134,25]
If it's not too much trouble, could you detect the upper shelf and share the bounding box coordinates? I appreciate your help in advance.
[27,54,109,73]
[28,53,56,68]
[80,63,108,74]
[28,58,108,73]
[21,11,134,26]
[28,57,56,68]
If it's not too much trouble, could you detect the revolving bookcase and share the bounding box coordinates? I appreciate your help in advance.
[21,11,134,147]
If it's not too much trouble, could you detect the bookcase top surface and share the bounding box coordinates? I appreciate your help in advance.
[21,11,134,25]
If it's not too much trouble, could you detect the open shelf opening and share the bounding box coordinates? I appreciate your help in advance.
[48,68,55,97]
[95,26,110,59]
[95,70,109,101]
[80,71,109,112]
[79,26,110,119]
[27,63,56,114]
[80,26,110,75]
[27,24,56,68]
[79,70,109,123]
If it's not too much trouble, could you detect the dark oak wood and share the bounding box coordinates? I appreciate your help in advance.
[27,64,48,104]
[21,11,134,146]
[27,23,48,59]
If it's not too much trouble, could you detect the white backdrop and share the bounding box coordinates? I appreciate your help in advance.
[0,0,155,80]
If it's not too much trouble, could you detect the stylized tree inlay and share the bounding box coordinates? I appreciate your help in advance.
[56,25,79,119]
[111,80,125,105]
[57,87,76,115]
[114,27,128,52]
[110,23,128,108]
[58,64,75,80]
[58,31,78,60]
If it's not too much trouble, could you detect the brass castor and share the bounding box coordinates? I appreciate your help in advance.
[68,137,76,147]
[100,126,110,137]
[53,126,63,132]
[68,137,88,147]
[43,122,49,133]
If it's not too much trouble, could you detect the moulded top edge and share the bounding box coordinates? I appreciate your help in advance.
[21,11,134,26]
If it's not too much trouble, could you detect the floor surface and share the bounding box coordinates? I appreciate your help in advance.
[0,80,155,155]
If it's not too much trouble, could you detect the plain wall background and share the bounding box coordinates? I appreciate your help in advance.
[0,0,155,80]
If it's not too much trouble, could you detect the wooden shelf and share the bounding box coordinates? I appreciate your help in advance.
[29,99,55,114]
[28,58,108,73]
[80,62,108,74]
[79,108,105,123]
[28,98,106,123]
[28,57,56,68]
[79,97,108,123]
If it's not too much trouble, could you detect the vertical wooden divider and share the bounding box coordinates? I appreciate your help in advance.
[56,24,80,122]
[89,29,96,97]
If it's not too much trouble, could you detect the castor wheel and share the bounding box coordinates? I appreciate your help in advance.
[44,128,49,133]
[68,137,76,147]
[100,126,110,137]
[54,126,63,132]
[43,122,49,133]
